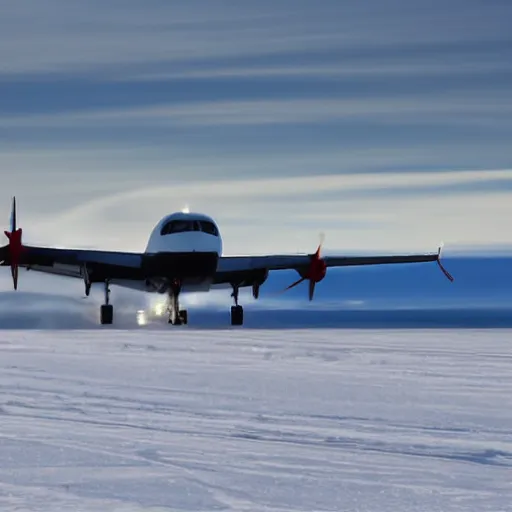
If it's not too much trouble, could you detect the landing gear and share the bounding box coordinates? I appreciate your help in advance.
[167,280,188,325]
[82,264,91,297]
[230,284,244,326]
[100,281,113,325]
[231,305,243,326]
[101,304,113,325]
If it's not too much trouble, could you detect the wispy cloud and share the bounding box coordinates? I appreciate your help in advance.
[3,93,511,127]
[10,169,508,256]
[117,59,508,83]
[0,0,511,259]
[1,1,510,74]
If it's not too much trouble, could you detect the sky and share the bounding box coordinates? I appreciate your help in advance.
[1,0,512,256]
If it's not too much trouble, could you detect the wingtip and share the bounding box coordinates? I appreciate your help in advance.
[435,242,454,282]
[437,257,454,282]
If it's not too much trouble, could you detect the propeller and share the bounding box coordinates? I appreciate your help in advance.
[3,197,23,290]
[282,233,327,301]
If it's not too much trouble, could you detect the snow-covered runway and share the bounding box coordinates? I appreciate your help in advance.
[0,329,511,511]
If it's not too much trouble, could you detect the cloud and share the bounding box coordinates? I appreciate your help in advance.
[3,93,511,128]
[0,1,510,75]
[0,0,511,260]
[7,169,508,256]
[118,60,507,83]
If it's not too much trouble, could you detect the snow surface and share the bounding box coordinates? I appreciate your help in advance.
[0,329,511,511]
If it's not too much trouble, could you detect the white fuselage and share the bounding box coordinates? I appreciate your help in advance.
[145,212,223,256]
[113,211,223,294]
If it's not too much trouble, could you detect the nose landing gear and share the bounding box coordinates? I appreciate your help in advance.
[168,280,188,325]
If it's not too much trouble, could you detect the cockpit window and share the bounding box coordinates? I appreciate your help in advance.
[198,221,219,236]
[161,220,197,235]
[160,219,219,236]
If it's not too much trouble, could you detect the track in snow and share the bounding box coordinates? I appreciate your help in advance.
[0,329,511,511]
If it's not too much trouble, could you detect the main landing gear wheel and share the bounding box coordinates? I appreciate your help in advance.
[101,304,113,325]
[231,305,243,326]
[168,309,188,325]
[100,281,113,325]
[167,280,187,326]
[230,284,244,326]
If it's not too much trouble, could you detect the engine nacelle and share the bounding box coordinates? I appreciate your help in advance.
[227,268,268,298]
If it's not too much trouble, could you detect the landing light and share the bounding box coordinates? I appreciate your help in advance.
[153,303,165,316]
[136,309,147,326]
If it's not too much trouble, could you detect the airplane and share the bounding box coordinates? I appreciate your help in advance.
[0,197,454,326]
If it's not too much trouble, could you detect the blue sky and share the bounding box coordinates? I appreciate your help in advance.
[1,0,511,255]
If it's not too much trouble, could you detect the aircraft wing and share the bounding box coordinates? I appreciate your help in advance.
[0,243,144,281]
[215,247,453,299]
[0,197,144,289]
[216,252,441,273]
